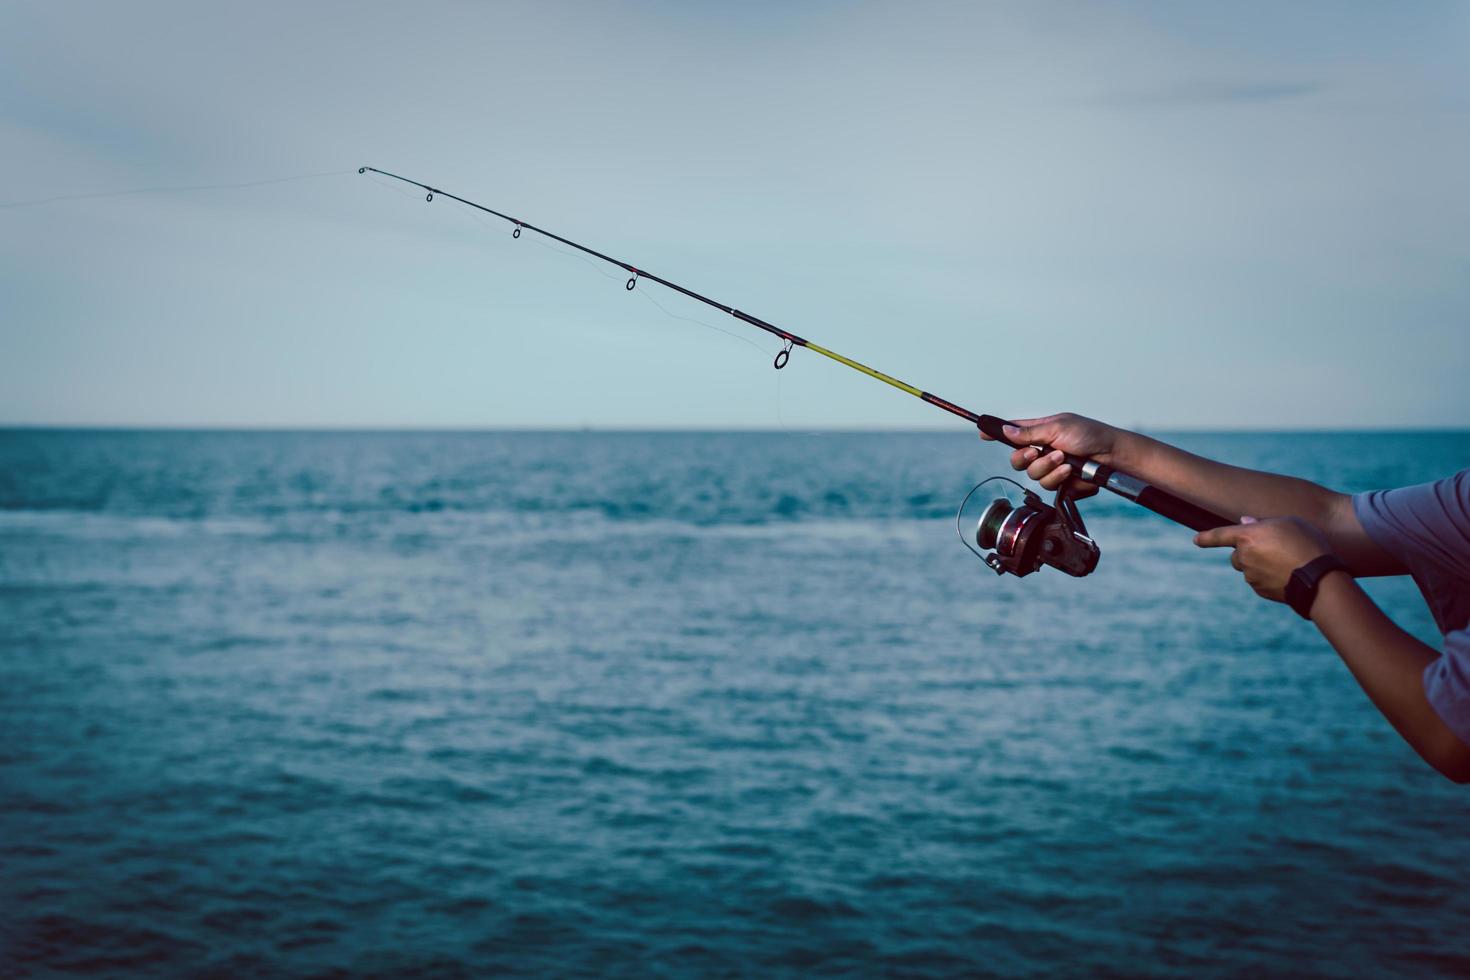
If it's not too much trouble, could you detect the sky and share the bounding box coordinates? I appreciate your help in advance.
[2,0,1467,429]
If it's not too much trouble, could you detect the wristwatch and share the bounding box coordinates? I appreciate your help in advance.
[1285,554,1349,620]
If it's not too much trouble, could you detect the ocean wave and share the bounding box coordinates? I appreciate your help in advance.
[0,509,274,539]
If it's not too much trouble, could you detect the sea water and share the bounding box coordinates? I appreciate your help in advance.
[2,429,1468,977]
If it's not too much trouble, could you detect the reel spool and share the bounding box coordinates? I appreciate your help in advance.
[957,476,1101,578]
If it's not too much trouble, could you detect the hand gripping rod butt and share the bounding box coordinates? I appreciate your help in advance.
[975,415,1232,533]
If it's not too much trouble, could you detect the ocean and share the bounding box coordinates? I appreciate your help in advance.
[2,429,1468,977]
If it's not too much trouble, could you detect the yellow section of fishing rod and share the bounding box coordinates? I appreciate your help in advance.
[801,342,924,399]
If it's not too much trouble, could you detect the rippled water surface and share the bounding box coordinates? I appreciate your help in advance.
[3,429,1469,977]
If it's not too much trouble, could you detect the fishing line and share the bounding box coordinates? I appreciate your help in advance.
[529,233,624,283]
[631,287,772,357]
[453,186,774,354]
[365,170,430,204]
[355,165,1234,543]
[0,169,352,209]
[472,196,784,416]
[774,352,788,430]
[632,285,789,429]
[447,194,621,283]
[373,174,781,372]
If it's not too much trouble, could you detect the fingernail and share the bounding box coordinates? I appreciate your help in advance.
[1024,447,1039,460]
[1002,424,1021,439]
[1050,450,1065,462]
[1240,515,1257,524]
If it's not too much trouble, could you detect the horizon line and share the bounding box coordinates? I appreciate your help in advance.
[3,423,1468,435]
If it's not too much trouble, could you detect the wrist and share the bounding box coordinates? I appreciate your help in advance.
[1307,566,1355,623]
[1101,427,1145,472]
[1289,555,1351,620]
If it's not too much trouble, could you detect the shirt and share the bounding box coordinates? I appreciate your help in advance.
[1353,470,1470,744]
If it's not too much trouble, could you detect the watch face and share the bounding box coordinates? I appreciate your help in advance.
[1286,570,1312,619]
[1288,556,1347,619]
[1288,563,1320,619]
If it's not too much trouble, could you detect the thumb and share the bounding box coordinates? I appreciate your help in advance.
[1003,420,1059,448]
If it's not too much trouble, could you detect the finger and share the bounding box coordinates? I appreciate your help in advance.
[1009,446,1041,472]
[1195,525,1248,548]
[1002,418,1061,449]
[1038,463,1073,491]
[1026,449,1066,482]
[1231,550,1245,571]
[984,424,1032,445]
[1004,414,1061,430]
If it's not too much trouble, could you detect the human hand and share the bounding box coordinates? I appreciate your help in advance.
[978,412,1120,498]
[1193,516,1333,602]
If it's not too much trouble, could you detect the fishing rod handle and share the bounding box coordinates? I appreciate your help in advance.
[975,414,1110,477]
[976,415,1232,532]
[1106,474,1234,532]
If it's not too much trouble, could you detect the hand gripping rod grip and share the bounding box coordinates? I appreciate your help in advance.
[975,415,1232,532]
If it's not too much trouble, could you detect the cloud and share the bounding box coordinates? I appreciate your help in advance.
[0,1,1465,428]
[1098,79,1324,107]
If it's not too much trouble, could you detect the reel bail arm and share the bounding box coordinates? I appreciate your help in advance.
[960,477,1099,578]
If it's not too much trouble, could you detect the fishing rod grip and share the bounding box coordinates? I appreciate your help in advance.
[976,414,1025,447]
[1128,486,1233,532]
[976,413,1089,463]
[976,414,1233,532]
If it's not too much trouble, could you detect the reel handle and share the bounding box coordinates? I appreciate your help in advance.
[976,414,1232,533]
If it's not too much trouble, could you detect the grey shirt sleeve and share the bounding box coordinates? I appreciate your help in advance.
[1353,470,1470,744]
[1425,633,1470,747]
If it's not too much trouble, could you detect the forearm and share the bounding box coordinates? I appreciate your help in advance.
[1311,572,1470,781]
[1110,429,1337,526]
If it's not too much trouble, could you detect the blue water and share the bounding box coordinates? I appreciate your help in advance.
[3,429,1468,977]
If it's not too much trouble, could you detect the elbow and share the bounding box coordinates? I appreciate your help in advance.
[1438,758,1470,785]
[1315,490,1351,535]
[1426,738,1470,785]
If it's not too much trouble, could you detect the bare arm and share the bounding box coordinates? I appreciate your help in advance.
[985,414,1406,576]
[1196,517,1470,783]
[991,413,1469,781]
[1311,571,1470,782]
[1112,430,1332,524]
[1113,430,1408,577]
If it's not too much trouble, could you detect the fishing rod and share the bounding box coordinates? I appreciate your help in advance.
[359,165,1231,578]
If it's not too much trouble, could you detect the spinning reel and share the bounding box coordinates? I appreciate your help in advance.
[958,477,1101,578]
[358,169,1234,559]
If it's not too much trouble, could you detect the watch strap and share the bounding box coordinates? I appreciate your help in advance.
[1285,554,1349,620]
